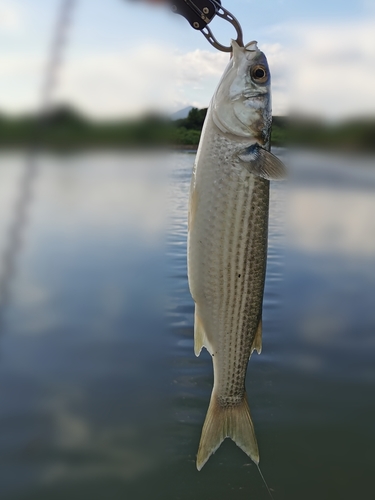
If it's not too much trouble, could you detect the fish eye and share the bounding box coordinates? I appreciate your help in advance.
[251,65,268,83]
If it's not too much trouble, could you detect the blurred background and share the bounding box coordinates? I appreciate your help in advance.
[0,1,375,499]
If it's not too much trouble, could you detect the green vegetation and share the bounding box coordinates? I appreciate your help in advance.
[0,106,374,151]
[0,106,206,149]
[271,115,375,152]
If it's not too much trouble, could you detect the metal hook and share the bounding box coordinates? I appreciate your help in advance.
[170,0,244,52]
[201,0,243,52]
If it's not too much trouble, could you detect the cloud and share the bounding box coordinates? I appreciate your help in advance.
[0,43,287,117]
[260,42,289,115]
[54,45,229,117]
[0,0,23,32]
[55,43,290,116]
[0,17,374,119]
[0,44,229,117]
[288,18,375,118]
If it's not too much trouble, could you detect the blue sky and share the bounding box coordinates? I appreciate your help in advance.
[1,0,375,118]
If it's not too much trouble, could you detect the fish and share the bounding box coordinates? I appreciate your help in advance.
[187,40,285,471]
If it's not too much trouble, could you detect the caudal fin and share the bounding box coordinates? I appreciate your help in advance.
[196,392,259,471]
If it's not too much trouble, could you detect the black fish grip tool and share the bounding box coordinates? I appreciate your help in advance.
[170,0,243,52]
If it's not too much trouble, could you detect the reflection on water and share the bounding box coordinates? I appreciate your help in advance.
[0,150,374,499]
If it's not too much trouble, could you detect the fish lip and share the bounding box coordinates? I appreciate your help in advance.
[243,93,266,99]
[231,39,242,50]
[231,39,259,51]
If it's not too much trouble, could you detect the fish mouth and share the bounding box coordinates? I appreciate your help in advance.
[243,93,265,99]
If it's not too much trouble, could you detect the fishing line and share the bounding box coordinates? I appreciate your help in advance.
[0,0,77,332]
[256,463,275,500]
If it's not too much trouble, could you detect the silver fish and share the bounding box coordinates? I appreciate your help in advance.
[188,40,285,471]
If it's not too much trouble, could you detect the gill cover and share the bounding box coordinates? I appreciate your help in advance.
[212,41,271,139]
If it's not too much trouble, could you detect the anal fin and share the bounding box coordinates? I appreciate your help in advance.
[251,318,262,355]
[194,308,208,357]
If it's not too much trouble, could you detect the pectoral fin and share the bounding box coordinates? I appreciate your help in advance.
[251,318,263,355]
[238,144,286,180]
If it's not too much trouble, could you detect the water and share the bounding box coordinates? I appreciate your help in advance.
[0,150,374,500]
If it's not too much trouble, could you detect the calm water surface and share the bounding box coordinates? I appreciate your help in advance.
[0,150,374,500]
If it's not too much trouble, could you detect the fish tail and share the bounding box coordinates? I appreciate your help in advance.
[196,392,259,471]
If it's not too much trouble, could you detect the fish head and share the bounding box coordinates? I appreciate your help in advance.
[212,41,272,143]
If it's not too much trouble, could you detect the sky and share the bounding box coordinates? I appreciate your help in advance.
[1,0,375,119]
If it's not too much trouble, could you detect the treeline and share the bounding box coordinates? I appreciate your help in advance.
[271,115,375,152]
[0,106,207,149]
[0,106,374,151]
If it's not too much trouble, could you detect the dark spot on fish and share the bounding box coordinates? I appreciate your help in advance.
[238,274,241,278]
